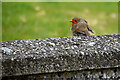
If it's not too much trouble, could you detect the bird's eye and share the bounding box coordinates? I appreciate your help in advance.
[75,20,77,22]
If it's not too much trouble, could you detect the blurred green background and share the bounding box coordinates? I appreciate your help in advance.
[2,2,118,41]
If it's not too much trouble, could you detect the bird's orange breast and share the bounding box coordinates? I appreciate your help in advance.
[72,22,78,26]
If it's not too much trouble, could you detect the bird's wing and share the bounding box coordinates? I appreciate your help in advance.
[87,25,94,33]
[76,22,90,36]
[83,19,94,33]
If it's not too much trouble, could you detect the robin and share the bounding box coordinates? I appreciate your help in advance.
[70,17,94,36]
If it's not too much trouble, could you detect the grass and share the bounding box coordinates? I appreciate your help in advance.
[2,2,118,41]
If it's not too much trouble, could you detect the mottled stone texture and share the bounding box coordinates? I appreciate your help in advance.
[1,34,120,79]
[3,67,120,80]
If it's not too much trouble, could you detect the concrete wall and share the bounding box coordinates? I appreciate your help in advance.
[1,34,120,80]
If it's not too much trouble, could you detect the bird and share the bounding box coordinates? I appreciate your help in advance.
[70,17,94,36]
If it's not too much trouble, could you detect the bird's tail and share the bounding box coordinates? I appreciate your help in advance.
[87,25,94,33]
[84,27,90,36]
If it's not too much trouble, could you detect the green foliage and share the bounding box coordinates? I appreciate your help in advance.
[2,2,118,41]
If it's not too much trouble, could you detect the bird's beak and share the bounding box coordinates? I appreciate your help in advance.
[70,21,73,22]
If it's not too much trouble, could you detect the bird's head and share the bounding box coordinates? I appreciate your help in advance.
[70,17,81,26]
